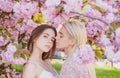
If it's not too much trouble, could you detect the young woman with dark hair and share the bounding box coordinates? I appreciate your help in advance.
[22,24,58,78]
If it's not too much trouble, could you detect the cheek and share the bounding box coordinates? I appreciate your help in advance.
[59,38,70,47]
[36,38,45,48]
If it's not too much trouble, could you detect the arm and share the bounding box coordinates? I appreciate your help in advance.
[59,62,77,78]
[22,63,37,78]
[60,60,91,78]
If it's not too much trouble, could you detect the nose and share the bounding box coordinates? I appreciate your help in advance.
[48,39,52,43]
[55,36,58,40]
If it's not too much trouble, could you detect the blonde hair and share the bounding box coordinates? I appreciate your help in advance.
[63,20,87,54]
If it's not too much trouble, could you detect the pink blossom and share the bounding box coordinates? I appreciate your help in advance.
[115,14,120,22]
[105,46,120,63]
[0,36,10,46]
[104,46,115,60]
[13,1,39,18]
[15,24,25,33]
[87,0,95,3]
[7,44,17,53]
[113,1,120,8]
[83,5,102,19]
[53,12,73,27]
[102,13,115,23]
[8,28,19,40]
[115,28,120,37]
[96,0,116,13]
[114,28,120,47]
[0,36,4,46]
[3,19,17,27]
[63,0,83,13]
[0,0,14,12]
[73,44,95,64]
[45,0,61,7]
[41,6,59,21]
[22,19,38,34]
[1,44,26,64]
[15,19,37,34]
[112,50,120,62]
[52,15,65,27]
[86,20,107,37]
[94,33,111,47]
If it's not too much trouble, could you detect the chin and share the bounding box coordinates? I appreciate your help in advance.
[56,45,61,49]
[43,50,49,52]
[43,49,50,52]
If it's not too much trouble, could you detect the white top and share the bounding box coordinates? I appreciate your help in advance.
[27,60,59,78]
[39,70,59,78]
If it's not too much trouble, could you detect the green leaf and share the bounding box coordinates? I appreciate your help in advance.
[0,76,5,78]
[95,51,103,59]
[83,1,89,6]
[11,64,23,72]
[13,50,21,58]
[56,5,62,12]
[3,32,12,39]
[17,43,23,49]
[23,49,31,58]
[33,13,46,24]
[0,55,2,60]
[0,25,5,31]
[20,53,26,59]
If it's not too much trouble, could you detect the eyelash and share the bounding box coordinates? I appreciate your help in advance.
[51,39,55,42]
[43,35,48,38]
[43,35,55,42]
[60,35,63,38]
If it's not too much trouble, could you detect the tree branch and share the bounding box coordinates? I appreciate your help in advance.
[70,11,114,32]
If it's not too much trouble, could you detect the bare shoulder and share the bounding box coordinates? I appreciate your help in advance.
[24,62,37,71]
[22,63,37,78]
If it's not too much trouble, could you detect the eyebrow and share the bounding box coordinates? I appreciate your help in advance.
[59,31,63,35]
[44,33,49,36]
[44,33,55,39]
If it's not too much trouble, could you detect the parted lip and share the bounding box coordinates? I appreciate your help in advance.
[45,45,51,48]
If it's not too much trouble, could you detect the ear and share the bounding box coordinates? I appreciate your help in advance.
[33,37,38,43]
[69,39,76,46]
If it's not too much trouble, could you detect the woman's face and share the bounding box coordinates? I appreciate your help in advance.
[56,26,72,51]
[34,28,55,52]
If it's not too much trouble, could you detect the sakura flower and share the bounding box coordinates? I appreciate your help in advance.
[73,44,95,64]
[83,5,102,19]
[86,20,107,37]
[45,0,61,7]
[63,0,83,13]
[13,1,39,18]
[0,0,14,12]
[41,6,59,21]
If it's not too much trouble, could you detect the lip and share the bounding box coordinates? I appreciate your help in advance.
[45,45,51,48]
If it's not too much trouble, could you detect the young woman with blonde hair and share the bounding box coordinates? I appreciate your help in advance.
[56,20,96,78]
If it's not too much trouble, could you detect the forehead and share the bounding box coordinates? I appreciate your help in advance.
[59,26,69,35]
[58,26,72,39]
[42,28,55,37]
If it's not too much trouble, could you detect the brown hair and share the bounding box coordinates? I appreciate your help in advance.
[27,24,57,60]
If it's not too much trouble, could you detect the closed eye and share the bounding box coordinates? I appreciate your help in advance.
[43,35,48,38]
[59,31,63,38]
[51,38,55,42]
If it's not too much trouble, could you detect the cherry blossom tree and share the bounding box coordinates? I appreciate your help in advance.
[0,0,120,77]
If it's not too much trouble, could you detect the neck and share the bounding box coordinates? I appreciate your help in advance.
[64,45,77,57]
[64,46,73,57]
[29,44,43,61]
